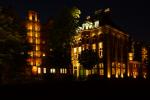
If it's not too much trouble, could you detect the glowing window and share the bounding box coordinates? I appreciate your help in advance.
[74,48,77,53]
[50,68,56,73]
[112,68,115,75]
[37,67,41,74]
[129,53,133,61]
[100,69,104,75]
[92,44,96,51]
[36,39,40,44]
[43,68,46,74]
[29,15,32,21]
[32,66,37,74]
[28,24,32,30]
[99,63,104,68]
[78,47,82,53]
[98,42,103,48]
[94,20,99,28]
[36,46,40,51]
[60,68,67,74]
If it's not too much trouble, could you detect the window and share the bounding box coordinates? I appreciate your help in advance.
[94,20,99,28]
[37,67,41,74]
[98,42,103,58]
[78,47,82,53]
[60,68,67,74]
[99,63,104,75]
[74,48,77,53]
[43,68,46,74]
[50,68,56,73]
[92,44,96,51]
[129,53,133,61]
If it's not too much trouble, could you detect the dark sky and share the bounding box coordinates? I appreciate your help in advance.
[0,0,150,42]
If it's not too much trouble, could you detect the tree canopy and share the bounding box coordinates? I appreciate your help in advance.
[78,49,99,69]
[0,6,29,83]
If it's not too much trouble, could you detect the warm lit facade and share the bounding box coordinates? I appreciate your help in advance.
[71,10,128,79]
[128,40,149,79]
[26,11,42,75]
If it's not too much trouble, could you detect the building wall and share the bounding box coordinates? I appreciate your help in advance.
[71,25,128,79]
[26,10,42,75]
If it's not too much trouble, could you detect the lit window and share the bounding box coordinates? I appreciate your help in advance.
[60,68,67,74]
[43,68,46,74]
[35,15,37,22]
[28,24,32,30]
[129,53,133,61]
[38,67,41,74]
[36,39,40,44]
[78,47,82,53]
[98,42,103,58]
[94,20,99,28]
[27,32,32,37]
[29,37,33,43]
[98,42,103,48]
[36,46,40,51]
[50,68,56,73]
[112,68,115,75]
[74,48,77,53]
[92,44,96,51]
[32,66,37,74]
[99,63,104,68]
[100,69,104,75]
[29,15,32,21]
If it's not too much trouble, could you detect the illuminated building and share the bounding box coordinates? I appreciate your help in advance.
[128,40,149,78]
[71,8,128,79]
[26,11,42,75]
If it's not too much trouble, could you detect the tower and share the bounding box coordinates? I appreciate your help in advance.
[26,10,42,75]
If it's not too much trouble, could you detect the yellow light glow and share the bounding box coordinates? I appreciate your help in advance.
[121,74,124,78]
[29,14,32,21]
[99,42,103,48]
[50,68,56,73]
[129,53,133,61]
[78,47,81,53]
[29,37,33,43]
[107,73,111,78]
[36,46,40,51]
[27,24,32,30]
[92,44,96,50]
[43,53,45,57]
[37,67,41,74]
[74,48,77,53]
[36,39,40,44]
[43,68,46,74]
[32,66,37,74]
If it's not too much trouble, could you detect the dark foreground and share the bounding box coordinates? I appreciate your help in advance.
[0,79,150,99]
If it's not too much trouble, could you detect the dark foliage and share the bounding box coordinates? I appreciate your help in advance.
[78,49,99,69]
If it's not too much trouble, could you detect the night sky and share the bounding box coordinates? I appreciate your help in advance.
[0,0,150,42]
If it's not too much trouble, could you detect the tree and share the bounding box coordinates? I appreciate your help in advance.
[78,49,99,70]
[0,6,29,84]
[43,6,81,78]
[46,6,81,49]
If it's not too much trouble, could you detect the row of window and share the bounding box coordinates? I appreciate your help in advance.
[37,68,67,74]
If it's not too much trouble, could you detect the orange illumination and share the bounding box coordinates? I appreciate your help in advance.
[32,66,37,74]
[29,15,32,21]
[107,73,111,78]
